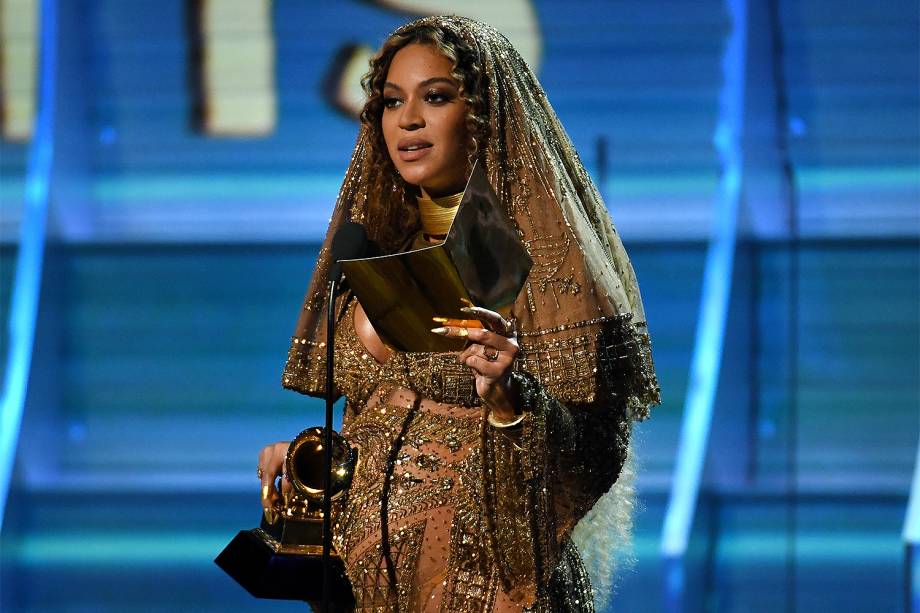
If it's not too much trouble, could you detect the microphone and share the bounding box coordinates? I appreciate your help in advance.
[327,222,369,288]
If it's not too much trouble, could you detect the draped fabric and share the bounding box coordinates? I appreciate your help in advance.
[281,15,661,611]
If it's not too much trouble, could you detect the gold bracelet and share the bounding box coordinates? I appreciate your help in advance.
[487,411,525,429]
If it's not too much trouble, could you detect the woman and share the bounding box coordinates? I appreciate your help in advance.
[259,15,660,612]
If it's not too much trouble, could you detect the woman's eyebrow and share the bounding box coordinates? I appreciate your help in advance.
[383,77,458,92]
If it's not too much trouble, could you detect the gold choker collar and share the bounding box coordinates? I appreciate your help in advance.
[416,191,463,238]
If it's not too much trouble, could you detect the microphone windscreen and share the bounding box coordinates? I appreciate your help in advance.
[328,222,368,281]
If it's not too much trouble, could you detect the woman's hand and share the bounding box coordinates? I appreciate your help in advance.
[431,306,520,421]
[257,441,292,523]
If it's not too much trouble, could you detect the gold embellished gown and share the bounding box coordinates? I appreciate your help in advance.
[281,16,662,612]
[303,293,635,612]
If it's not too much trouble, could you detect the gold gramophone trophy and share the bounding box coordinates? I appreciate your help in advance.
[215,426,357,607]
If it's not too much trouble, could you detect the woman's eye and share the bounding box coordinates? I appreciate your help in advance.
[382,96,401,108]
[425,91,452,104]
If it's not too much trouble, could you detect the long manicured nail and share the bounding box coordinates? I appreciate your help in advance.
[459,306,475,313]
[261,485,271,501]
[431,327,448,335]
[432,317,449,323]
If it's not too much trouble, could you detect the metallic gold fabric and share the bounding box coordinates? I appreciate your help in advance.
[283,15,662,611]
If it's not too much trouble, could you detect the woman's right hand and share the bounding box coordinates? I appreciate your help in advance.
[258,441,293,522]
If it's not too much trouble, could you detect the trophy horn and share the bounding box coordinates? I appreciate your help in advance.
[285,426,357,503]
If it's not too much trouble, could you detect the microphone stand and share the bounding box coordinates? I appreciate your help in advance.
[322,276,338,613]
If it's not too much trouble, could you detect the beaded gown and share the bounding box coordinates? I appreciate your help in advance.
[281,15,662,613]
[328,293,613,612]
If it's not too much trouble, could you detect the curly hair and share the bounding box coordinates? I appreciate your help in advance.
[357,24,490,248]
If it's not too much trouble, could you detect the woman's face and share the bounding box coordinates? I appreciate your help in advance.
[381,43,470,197]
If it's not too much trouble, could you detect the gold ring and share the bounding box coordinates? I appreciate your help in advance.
[484,346,500,361]
[257,466,264,479]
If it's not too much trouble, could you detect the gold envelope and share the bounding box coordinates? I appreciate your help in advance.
[340,163,533,352]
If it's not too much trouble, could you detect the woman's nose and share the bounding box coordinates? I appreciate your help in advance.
[398,97,424,130]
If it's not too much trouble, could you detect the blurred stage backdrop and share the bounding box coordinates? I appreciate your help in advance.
[0,1,918,612]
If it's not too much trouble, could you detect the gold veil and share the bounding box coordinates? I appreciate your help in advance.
[282,15,660,423]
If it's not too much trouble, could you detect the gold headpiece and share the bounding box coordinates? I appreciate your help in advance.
[284,15,659,419]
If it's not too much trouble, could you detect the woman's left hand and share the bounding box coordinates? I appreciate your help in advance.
[431,306,520,420]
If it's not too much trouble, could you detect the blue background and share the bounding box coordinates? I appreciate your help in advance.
[0,1,917,612]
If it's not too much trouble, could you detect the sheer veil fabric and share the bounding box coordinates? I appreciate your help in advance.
[282,15,661,608]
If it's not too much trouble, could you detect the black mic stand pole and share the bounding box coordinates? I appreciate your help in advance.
[322,276,338,613]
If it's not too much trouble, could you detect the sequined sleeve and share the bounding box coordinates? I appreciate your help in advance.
[481,370,631,606]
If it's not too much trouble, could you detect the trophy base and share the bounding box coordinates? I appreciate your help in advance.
[214,528,354,606]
